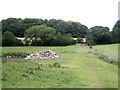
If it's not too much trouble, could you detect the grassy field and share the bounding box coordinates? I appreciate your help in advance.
[93,44,119,62]
[2,44,118,88]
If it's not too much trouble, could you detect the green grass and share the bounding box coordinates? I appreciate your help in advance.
[2,44,118,88]
[93,44,119,62]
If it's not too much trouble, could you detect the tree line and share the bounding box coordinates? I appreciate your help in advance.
[86,21,120,45]
[1,18,120,46]
[2,18,88,38]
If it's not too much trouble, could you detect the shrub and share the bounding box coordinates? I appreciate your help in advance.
[31,39,44,46]
[0,37,2,46]
[25,26,76,46]
[2,31,15,46]
[2,52,30,58]
[86,26,112,45]
[2,31,24,46]
[14,38,24,46]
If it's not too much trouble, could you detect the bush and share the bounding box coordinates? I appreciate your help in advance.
[2,31,24,46]
[25,27,76,46]
[52,33,76,46]
[0,38,2,46]
[2,31,15,46]
[14,38,24,46]
[2,52,30,58]
[86,26,112,45]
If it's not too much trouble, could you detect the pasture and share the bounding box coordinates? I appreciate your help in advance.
[2,44,118,88]
[94,44,119,62]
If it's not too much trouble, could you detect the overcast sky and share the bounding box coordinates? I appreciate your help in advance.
[0,0,119,30]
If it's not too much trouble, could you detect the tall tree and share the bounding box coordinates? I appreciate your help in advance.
[2,18,24,37]
[1,18,88,38]
[2,31,24,46]
[25,25,56,46]
[25,25,76,46]
[86,26,112,45]
[111,20,120,43]
[2,31,15,46]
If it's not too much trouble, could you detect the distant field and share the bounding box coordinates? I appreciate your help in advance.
[93,44,119,62]
[2,46,75,54]
[2,44,118,88]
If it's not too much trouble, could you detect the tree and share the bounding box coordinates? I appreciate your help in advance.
[85,31,95,45]
[66,21,88,38]
[14,38,24,46]
[25,25,56,46]
[25,25,76,46]
[111,20,120,43]
[2,18,24,37]
[2,18,44,37]
[54,32,63,45]
[86,26,112,45]
[2,31,24,46]
[44,19,88,38]
[2,18,88,38]
[2,31,15,46]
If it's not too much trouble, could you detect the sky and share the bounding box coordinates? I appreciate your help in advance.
[0,0,119,30]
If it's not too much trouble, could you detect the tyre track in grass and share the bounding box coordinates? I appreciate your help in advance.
[76,53,102,88]
[70,45,102,87]
[72,45,118,88]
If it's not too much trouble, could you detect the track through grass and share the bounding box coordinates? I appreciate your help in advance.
[2,44,118,88]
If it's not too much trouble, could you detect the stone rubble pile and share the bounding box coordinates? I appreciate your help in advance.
[24,50,59,59]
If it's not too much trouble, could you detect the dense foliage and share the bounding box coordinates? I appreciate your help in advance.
[111,20,120,43]
[86,26,112,45]
[2,31,24,46]
[1,18,120,46]
[85,20,120,45]
[1,18,88,38]
[24,25,76,46]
